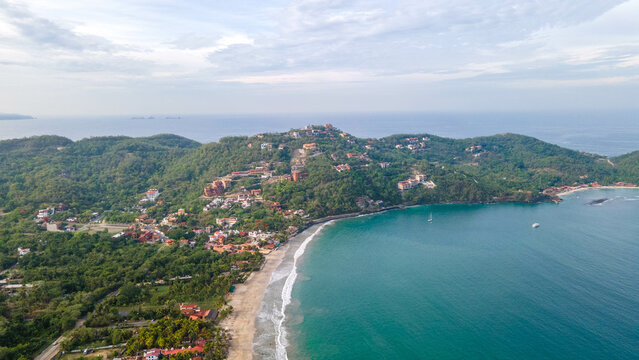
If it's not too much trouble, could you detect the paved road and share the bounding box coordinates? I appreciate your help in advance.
[35,317,86,360]
[35,289,119,360]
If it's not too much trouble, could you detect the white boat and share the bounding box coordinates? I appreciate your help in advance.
[427,213,433,222]
[532,223,540,228]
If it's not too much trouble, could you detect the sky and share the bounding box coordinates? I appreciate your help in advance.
[0,0,638,116]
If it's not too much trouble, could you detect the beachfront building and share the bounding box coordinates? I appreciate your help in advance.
[144,349,161,360]
[398,179,419,190]
[398,174,435,190]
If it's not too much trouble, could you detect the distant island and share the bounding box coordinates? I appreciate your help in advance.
[0,113,35,120]
[0,125,638,360]
[130,116,182,120]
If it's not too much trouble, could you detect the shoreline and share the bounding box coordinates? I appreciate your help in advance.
[222,220,345,360]
[222,187,639,359]
[222,208,385,360]
[556,185,639,197]
[222,201,529,359]
[220,246,290,360]
[219,219,348,360]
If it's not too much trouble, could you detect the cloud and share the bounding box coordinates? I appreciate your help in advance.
[221,70,370,84]
[505,76,639,88]
[0,1,113,51]
[1,0,638,115]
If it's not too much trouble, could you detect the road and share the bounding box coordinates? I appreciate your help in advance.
[35,290,118,360]
[35,317,86,360]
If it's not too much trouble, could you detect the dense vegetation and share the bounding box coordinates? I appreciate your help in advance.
[1,126,637,359]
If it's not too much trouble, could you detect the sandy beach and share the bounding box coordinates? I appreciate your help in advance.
[556,185,638,197]
[220,208,403,360]
[221,247,289,360]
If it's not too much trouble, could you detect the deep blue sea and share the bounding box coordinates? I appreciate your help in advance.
[1,111,638,155]
[284,189,639,359]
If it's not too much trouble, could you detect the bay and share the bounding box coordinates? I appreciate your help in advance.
[286,189,639,359]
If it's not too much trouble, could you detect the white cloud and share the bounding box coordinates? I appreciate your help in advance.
[0,0,638,114]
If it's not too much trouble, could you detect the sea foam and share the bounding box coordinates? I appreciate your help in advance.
[275,221,333,360]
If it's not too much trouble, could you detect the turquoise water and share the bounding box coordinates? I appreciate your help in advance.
[286,189,639,359]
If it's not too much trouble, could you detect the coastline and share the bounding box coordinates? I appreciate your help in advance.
[219,187,639,359]
[220,246,289,360]
[220,204,404,360]
[556,185,639,197]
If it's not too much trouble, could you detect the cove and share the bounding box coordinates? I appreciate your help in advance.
[285,189,639,359]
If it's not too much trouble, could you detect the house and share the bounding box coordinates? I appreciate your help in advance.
[180,303,200,313]
[36,207,55,220]
[346,152,358,158]
[216,217,238,227]
[161,346,204,356]
[146,189,160,201]
[398,179,419,190]
[144,349,162,360]
[250,189,262,197]
[302,143,318,151]
[334,164,351,172]
[291,170,306,181]
[379,162,391,169]
[136,214,154,224]
[17,247,30,256]
[231,171,250,177]
[423,180,437,189]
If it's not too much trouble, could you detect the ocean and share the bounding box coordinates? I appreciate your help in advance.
[4,111,639,359]
[1,110,638,156]
[259,189,639,359]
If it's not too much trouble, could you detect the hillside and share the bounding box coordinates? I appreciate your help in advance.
[0,127,633,215]
[0,125,637,360]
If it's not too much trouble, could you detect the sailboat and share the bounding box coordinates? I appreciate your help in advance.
[532,223,540,228]
[427,212,433,223]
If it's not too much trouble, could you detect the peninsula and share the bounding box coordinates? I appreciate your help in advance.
[1,125,638,360]
[0,113,35,120]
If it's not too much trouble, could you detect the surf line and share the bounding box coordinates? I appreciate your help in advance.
[275,221,334,360]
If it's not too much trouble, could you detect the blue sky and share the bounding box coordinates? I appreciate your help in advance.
[0,0,638,115]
